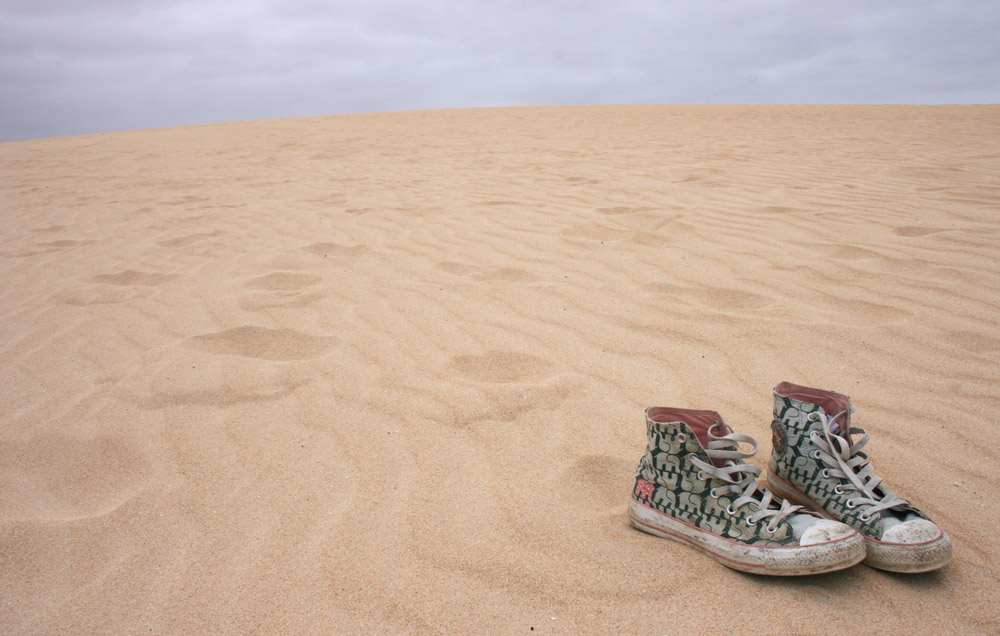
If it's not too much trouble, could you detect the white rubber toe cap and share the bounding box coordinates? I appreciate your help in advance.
[881,518,941,544]
[800,519,856,546]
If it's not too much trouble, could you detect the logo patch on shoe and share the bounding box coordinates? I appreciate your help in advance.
[771,419,788,456]
[634,478,655,501]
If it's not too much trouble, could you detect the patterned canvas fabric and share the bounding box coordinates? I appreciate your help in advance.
[769,392,925,540]
[632,414,797,547]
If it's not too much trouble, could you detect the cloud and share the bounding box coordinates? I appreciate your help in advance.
[1,0,998,140]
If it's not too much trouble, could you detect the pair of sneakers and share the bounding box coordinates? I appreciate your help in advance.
[627,381,952,576]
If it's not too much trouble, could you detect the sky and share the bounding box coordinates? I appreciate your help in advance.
[2,0,999,141]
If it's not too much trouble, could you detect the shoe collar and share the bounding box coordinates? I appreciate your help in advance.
[645,406,724,451]
[774,381,851,433]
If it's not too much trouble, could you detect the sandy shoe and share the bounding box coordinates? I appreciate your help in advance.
[629,407,865,576]
[767,382,952,573]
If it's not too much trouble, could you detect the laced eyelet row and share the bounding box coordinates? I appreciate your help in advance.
[742,518,778,533]
[845,500,872,521]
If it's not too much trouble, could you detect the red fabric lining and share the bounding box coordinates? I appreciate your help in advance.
[774,381,851,430]
[645,407,723,450]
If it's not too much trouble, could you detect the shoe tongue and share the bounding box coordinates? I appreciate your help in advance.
[775,382,851,433]
[786,512,819,540]
[682,410,732,469]
[683,410,725,450]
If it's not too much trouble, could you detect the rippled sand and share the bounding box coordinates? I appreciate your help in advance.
[2,105,998,634]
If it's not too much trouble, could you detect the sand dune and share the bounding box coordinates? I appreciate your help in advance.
[1,105,998,634]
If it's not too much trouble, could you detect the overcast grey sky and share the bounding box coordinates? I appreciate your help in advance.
[2,0,998,141]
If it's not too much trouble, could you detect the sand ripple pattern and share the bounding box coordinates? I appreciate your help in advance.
[187,325,338,360]
[1,106,999,635]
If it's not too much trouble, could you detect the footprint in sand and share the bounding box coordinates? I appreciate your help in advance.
[132,357,312,410]
[186,326,338,360]
[157,230,224,248]
[813,297,912,326]
[943,329,1000,354]
[472,268,539,282]
[55,287,137,306]
[240,293,326,312]
[39,239,81,247]
[808,243,882,260]
[451,351,552,383]
[761,206,807,215]
[596,206,651,215]
[1,434,148,522]
[643,281,773,311]
[436,261,539,283]
[161,195,209,207]
[244,272,321,291]
[3,239,87,257]
[893,226,944,237]
[92,270,177,286]
[437,261,476,276]
[240,272,326,311]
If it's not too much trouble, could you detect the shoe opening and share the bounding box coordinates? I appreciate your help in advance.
[774,381,851,431]
[646,407,724,451]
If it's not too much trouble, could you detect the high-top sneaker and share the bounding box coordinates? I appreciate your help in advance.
[628,407,865,576]
[767,382,952,573]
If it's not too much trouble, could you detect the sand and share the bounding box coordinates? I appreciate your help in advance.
[1,105,998,634]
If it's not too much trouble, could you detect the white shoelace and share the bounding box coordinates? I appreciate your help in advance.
[807,410,909,522]
[688,422,803,532]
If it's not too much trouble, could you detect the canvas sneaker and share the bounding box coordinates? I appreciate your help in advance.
[767,382,952,573]
[628,407,865,575]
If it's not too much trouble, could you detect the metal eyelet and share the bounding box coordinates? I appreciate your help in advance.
[697,471,705,481]
[709,488,719,499]
[677,433,686,443]
[834,485,844,495]
[859,513,871,522]
[821,469,830,478]
[811,450,821,459]
[745,518,757,527]
[807,412,820,422]
[846,499,857,509]
[725,505,736,515]
[765,524,777,534]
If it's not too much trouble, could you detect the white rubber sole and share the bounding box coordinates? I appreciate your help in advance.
[627,498,866,576]
[766,469,953,573]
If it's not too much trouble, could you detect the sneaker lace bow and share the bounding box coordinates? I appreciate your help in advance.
[808,409,909,521]
[688,422,803,532]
